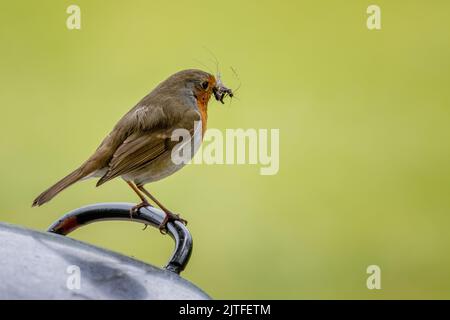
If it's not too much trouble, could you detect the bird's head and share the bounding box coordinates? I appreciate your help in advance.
[163,69,233,106]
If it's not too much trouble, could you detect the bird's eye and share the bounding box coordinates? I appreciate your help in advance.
[201,81,209,90]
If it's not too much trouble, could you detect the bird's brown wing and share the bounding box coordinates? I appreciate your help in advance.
[96,108,201,186]
[32,100,176,206]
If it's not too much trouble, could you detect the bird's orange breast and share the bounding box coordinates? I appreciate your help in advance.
[196,92,211,137]
[195,75,216,137]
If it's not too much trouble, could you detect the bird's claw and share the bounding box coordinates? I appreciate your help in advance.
[158,212,188,234]
[129,202,151,219]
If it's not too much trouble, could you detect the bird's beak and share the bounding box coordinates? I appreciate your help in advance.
[213,82,233,104]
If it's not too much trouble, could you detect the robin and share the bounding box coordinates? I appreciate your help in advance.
[32,69,233,231]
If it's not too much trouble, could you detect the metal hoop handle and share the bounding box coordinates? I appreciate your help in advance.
[47,202,193,274]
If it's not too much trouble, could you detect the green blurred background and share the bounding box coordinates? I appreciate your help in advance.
[1,0,449,299]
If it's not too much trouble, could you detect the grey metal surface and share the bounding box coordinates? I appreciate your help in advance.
[0,222,210,300]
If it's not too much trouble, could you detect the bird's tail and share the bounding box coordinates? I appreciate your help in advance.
[32,167,86,207]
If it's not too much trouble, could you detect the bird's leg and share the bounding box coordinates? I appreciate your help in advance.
[137,185,187,233]
[126,181,152,218]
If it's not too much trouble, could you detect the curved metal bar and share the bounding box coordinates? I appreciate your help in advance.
[47,202,193,274]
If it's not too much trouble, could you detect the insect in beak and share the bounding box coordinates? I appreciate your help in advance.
[213,74,234,104]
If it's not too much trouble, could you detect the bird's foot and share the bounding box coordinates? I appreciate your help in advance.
[159,211,188,234]
[129,201,152,219]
